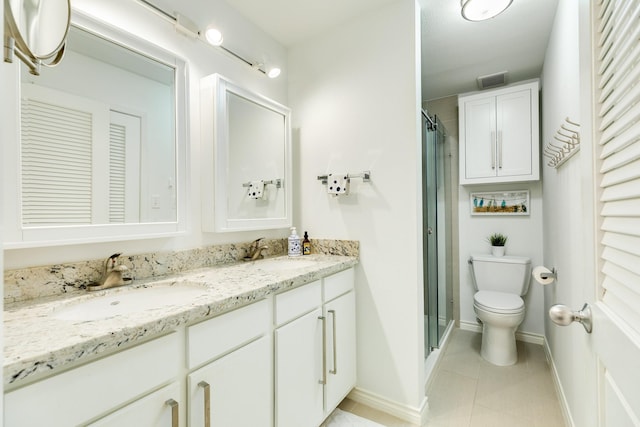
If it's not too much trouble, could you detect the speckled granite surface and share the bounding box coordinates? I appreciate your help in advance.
[4,238,358,304]
[4,240,358,389]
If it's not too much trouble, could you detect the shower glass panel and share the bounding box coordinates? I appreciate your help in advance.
[422,111,452,358]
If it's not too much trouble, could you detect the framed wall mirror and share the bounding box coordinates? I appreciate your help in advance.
[201,74,292,232]
[3,11,187,248]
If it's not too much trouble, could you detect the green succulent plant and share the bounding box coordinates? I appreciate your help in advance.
[487,233,508,247]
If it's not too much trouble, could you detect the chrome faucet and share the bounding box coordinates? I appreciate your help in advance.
[88,253,132,291]
[246,238,269,261]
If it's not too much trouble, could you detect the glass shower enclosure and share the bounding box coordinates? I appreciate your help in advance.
[422,110,453,358]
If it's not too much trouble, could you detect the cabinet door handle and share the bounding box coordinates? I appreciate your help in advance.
[165,399,179,427]
[329,309,338,375]
[198,381,211,427]
[318,316,327,385]
[491,131,496,169]
[498,131,503,169]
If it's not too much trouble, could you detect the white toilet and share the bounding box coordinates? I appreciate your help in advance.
[469,254,531,366]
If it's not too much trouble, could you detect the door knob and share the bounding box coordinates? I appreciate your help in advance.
[549,303,592,333]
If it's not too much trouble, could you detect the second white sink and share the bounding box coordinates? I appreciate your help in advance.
[52,285,208,321]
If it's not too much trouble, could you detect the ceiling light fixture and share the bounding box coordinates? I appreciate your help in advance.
[205,27,224,46]
[267,67,281,79]
[461,0,513,21]
[136,0,281,79]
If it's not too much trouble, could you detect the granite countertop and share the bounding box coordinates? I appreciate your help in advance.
[4,254,357,389]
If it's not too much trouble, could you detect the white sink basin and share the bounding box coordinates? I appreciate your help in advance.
[252,259,318,271]
[52,285,207,321]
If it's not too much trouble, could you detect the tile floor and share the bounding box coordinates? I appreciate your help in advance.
[340,328,566,427]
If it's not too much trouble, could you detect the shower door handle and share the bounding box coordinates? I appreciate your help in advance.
[427,227,433,235]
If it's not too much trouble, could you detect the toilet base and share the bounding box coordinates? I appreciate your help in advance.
[480,321,518,366]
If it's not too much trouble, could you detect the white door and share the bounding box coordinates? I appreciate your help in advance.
[551,2,640,425]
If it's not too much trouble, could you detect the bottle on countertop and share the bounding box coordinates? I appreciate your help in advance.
[303,231,311,255]
[288,227,301,257]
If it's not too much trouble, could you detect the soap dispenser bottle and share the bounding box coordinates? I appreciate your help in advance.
[303,231,311,255]
[288,227,301,257]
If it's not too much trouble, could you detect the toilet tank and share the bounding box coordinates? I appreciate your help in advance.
[470,254,532,295]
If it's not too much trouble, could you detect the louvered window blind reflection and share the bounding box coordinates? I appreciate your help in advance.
[596,0,640,333]
[109,123,127,223]
[21,98,93,225]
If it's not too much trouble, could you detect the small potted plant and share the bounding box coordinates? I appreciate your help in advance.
[487,232,508,257]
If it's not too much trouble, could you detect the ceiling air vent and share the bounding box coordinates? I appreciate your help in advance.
[477,71,508,90]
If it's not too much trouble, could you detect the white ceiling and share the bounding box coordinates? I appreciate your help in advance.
[173,0,559,101]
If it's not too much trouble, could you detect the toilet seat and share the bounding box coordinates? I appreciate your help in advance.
[474,291,524,314]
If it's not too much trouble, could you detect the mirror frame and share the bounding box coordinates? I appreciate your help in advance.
[3,10,188,248]
[201,74,292,232]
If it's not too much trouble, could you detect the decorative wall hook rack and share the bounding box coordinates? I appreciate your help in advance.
[242,179,282,189]
[545,117,581,168]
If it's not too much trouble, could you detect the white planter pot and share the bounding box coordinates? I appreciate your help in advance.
[491,246,505,257]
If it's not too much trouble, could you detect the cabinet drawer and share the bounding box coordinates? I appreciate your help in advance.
[324,268,354,302]
[88,382,181,427]
[275,280,321,326]
[4,333,179,426]
[187,299,268,369]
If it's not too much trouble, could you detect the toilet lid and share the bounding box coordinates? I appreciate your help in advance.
[474,291,524,314]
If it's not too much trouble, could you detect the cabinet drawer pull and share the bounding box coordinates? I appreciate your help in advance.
[491,131,496,169]
[198,381,211,427]
[318,316,327,385]
[165,399,179,427]
[329,309,338,375]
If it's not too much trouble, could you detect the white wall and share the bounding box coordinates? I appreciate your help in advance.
[458,177,545,335]
[288,0,426,417]
[541,0,598,425]
[2,0,289,269]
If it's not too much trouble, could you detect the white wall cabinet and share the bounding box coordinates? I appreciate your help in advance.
[459,80,540,185]
[275,269,356,427]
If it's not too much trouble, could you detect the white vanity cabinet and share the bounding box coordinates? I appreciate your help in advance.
[4,333,181,426]
[459,80,539,185]
[275,268,356,427]
[186,299,272,427]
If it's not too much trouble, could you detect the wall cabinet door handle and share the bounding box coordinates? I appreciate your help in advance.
[498,131,503,169]
[329,309,338,375]
[165,399,179,427]
[491,131,496,169]
[318,316,327,385]
[198,381,211,427]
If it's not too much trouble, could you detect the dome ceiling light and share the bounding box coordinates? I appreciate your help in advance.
[461,0,513,21]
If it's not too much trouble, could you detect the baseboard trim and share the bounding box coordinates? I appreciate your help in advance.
[543,339,575,427]
[347,387,428,426]
[459,320,545,345]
